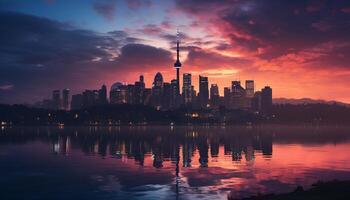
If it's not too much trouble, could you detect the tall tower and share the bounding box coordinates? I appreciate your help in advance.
[174,30,182,95]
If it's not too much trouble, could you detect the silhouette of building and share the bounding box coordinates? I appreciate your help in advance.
[152,72,164,109]
[142,88,152,106]
[62,88,70,110]
[110,82,127,104]
[82,90,99,107]
[134,75,145,104]
[224,87,231,108]
[98,84,108,105]
[210,84,219,108]
[71,94,83,110]
[52,90,61,110]
[245,80,254,98]
[252,91,262,112]
[261,86,272,115]
[127,84,135,104]
[170,79,179,109]
[199,75,209,108]
[231,81,246,109]
[182,73,192,105]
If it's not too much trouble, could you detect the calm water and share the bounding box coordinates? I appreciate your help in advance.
[1,126,350,200]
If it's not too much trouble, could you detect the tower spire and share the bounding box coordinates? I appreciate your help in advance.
[176,29,180,62]
[174,29,182,68]
[174,29,181,98]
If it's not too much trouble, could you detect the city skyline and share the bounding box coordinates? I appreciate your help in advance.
[35,35,273,113]
[1,0,350,104]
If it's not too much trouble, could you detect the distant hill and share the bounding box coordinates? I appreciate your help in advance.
[273,98,350,107]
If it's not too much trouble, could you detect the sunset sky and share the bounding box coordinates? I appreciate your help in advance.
[1,0,350,104]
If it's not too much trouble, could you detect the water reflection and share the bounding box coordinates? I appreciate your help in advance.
[1,126,350,200]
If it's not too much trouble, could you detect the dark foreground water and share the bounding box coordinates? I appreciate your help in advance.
[1,126,350,200]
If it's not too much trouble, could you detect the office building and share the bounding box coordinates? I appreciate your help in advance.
[110,82,128,104]
[182,73,192,105]
[62,88,70,110]
[152,72,164,108]
[224,87,231,108]
[231,81,246,109]
[261,86,272,115]
[52,90,61,110]
[245,80,254,98]
[71,94,83,110]
[210,84,219,108]
[199,75,209,108]
[98,84,108,104]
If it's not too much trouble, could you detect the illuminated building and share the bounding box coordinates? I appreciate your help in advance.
[182,73,192,105]
[110,82,128,104]
[199,75,209,108]
[152,72,164,108]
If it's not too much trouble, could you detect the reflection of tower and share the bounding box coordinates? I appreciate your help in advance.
[174,30,182,96]
[198,136,209,167]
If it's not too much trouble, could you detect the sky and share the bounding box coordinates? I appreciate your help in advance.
[1,0,350,104]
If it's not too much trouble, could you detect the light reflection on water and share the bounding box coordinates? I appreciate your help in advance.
[1,126,350,200]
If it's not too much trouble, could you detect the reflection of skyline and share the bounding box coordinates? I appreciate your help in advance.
[28,128,274,167]
[1,126,350,200]
[3,126,350,169]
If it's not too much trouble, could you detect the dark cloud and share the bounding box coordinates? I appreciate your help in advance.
[176,0,350,64]
[93,0,117,21]
[0,11,118,66]
[115,43,173,70]
[0,11,172,103]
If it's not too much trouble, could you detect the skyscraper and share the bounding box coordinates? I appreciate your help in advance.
[182,73,192,105]
[62,88,70,110]
[231,81,246,109]
[82,90,98,108]
[174,31,181,96]
[210,84,219,108]
[110,82,127,104]
[252,91,262,112]
[199,75,209,108]
[261,86,272,115]
[152,72,164,108]
[71,94,83,110]
[127,84,135,104]
[245,80,254,98]
[134,75,145,104]
[170,79,179,109]
[224,87,231,108]
[153,72,164,88]
[52,90,61,110]
[98,84,108,104]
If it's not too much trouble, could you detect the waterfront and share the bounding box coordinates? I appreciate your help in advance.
[1,126,350,200]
